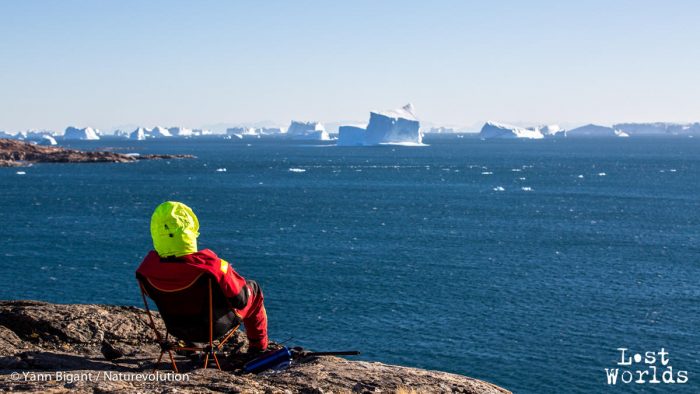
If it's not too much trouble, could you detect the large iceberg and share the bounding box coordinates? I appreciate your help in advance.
[337,125,367,146]
[130,127,148,140]
[567,124,629,137]
[479,122,544,139]
[64,126,100,140]
[337,104,422,146]
[287,121,330,140]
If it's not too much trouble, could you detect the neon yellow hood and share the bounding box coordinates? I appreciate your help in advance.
[150,201,200,257]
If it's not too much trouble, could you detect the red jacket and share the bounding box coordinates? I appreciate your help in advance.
[136,249,250,310]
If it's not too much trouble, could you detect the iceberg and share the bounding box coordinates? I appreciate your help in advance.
[337,104,422,146]
[538,124,566,137]
[241,127,260,137]
[479,122,544,139]
[226,127,263,138]
[64,126,100,140]
[337,125,367,146]
[113,130,130,139]
[168,127,194,137]
[567,124,629,138]
[258,127,285,135]
[130,127,148,140]
[37,135,58,146]
[226,127,246,136]
[150,126,172,138]
[366,104,421,145]
[22,130,57,144]
[227,126,286,137]
[192,128,213,136]
[287,121,330,140]
[425,126,460,134]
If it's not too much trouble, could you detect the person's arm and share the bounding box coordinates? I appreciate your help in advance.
[217,259,249,309]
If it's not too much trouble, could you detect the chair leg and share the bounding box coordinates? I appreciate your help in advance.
[168,350,179,373]
[212,351,222,370]
[152,351,165,373]
[216,324,241,351]
[203,353,209,369]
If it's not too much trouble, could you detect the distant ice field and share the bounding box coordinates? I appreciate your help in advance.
[1,135,698,393]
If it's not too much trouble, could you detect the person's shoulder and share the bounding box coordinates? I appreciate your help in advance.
[139,250,160,264]
[135,250,160,274]
[195,249,220,260]
[189,249,224,267]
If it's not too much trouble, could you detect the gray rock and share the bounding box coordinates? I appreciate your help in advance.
[0,301,510,393]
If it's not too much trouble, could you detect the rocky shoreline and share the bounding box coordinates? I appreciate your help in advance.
[0,301,509,393]
[0,139,194,167]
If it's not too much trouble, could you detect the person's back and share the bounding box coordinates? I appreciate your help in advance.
[136,201,268,351]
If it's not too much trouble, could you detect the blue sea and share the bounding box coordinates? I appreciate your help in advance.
[1,135,698,393]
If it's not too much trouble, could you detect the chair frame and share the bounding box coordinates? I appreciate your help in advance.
[138,276,240,373]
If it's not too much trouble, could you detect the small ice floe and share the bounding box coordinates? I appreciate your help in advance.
[518,177,526,181]
[481,171,493,175]
[511,168,522,172]
[598,172,607,176]
[16,171,26,175]
[670,169,677,172]
[577,175,584,179]
[216,168,227,172]
[521,186,533,192]
[493,186,505,192]
[288,168,306,173]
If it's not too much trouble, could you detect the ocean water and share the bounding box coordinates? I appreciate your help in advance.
[1,136,698,393]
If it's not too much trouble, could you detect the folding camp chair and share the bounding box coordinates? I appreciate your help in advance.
[136,272,241,372]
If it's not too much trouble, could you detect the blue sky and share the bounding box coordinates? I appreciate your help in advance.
[1,0,699,132]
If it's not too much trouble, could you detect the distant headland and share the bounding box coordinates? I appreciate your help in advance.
[0,139,194,168]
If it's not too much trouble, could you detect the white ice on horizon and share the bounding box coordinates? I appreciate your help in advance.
[150,126,172,138]
[566,124,629,138]
[63,126,100,140]
[479,121,544,139]
[286,121,330,141]
[37,135,57,145]
[130,127,147,140]
[337,104,423,146]
[613,122,700,136]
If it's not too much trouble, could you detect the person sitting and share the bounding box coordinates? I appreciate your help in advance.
[136,201,268,352]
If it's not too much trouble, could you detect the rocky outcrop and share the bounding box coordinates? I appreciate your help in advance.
[0,301,509,393]
[0,139,194,167]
